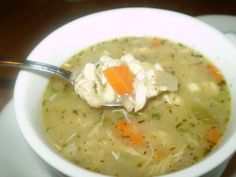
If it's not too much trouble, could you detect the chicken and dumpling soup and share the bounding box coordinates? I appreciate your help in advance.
[42,37,231,177]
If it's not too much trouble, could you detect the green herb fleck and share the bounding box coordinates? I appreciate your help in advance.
[73,110,79,115]
[63,84,70,92]
[151,113,161,120]
[138,120,145,124]
[137,162,143,168]
[52,87,58,93]
[191,53,203,58]
[203,148,212,156]
[175,122,183,128]
[168,108,173,113]
[187,144,194,150]
[42,99,46,106]
[46,127,51,132]
[62,144,67,147]
[193,156,199,161]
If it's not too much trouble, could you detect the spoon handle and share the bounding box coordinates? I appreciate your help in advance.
[0,60,72,81]
[0,59,122,107]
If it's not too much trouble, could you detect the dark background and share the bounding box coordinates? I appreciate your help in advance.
[0,1,236,176]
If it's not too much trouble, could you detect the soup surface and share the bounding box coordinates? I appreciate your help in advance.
[42,37,230,177]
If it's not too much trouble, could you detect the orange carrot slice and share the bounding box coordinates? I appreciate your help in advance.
[103,64,134,95]
[116,122,132,137]
[152,39,161,46]
[155,147,169,161]
[129,133,144,145]
[207,128,220,144]
[208,64,223,82]
[116,121,144,145]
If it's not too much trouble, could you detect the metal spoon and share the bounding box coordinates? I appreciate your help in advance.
[0,59,121,107]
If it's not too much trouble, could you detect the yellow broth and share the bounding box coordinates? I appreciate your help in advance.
[42,37,231,177]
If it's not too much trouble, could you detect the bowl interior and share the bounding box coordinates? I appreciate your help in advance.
[14,8,236,177]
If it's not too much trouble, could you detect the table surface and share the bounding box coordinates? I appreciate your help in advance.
[0,0,236,176]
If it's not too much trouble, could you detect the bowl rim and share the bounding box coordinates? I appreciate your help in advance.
[14,7,236,177]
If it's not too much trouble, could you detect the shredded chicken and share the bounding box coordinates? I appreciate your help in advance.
[74,53,178,112]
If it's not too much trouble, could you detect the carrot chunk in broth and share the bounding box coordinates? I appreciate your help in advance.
[116,121,144,145]
[207,128,220,144]
[208,64,224,82]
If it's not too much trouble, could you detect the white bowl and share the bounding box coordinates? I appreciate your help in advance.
[14,7,236,177]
